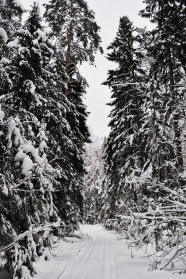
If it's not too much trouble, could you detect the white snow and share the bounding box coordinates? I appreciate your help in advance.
[39,140,47,150]
[28,125,35,137]
[13,0,24,11]
[20,266,30,279]
[0,57,11,65]
[37,129,48,141]
[141,162,153,180]
[36,29,47,42]
[15,149,26,162]
[33,225,186,279]
[7,38,19,48]
[14,142,48,176]
[129,133,134,145]
[21,155,33,177]
[6,119,24,148]
[13,132,48,176]
[14,127,23,146]
[23,80,36,93]
[21,143,45,166]
[33,39,39,45]
[0,104,5,121]
[0,27,8,43]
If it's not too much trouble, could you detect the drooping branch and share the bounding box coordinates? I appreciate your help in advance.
[0,221,65,253]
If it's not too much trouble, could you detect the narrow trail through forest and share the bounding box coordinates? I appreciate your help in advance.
[58,225,118,279]
[34,225,185,279]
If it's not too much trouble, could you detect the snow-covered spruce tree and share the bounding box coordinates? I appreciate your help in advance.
[0,4,70,278]
[58,61,91,225]
[24,3,77,226]
[140,0,186,176]
[14,2,87,232]
[133,0,186,230]
[43,0,102,151]
[113,2,186,272]
[124,0,186,270]
[43,0,102,223]
[103,17,146,219]
[46,55,86,227]
[43,0,102,149]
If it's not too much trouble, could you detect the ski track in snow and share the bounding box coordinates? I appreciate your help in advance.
[34,225,186,279]
[58,226,118,279]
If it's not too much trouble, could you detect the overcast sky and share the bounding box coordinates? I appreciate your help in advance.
[23,0,151,137]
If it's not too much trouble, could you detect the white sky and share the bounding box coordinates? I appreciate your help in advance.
[23,0,151,137]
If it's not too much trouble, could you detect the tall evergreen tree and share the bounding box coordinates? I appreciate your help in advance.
[44,0,103,95]
[139,0,186,190]
[105,2,186,271]
[141,0,186,168]
[43,0,103,223]
[103,17,146,217]
[0,3,70,277]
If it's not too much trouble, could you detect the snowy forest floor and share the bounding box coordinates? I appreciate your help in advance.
[33,225,186,279]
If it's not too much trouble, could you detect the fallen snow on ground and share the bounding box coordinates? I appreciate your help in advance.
[34,225,185,279]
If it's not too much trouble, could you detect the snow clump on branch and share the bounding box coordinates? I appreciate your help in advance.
[0,28,8,43]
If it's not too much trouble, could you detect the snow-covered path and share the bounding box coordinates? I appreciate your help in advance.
[58,225,118,279]
[34,225,185,279]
